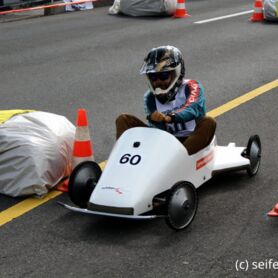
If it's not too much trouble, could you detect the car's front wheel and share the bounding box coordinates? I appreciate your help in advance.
[68,161,102,208]
[165,182,198,231]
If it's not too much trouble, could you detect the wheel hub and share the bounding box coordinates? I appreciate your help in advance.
[166,183,198,230]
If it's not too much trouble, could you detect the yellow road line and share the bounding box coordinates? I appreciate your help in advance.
[0,79,277,227]
[99,161,106,171]
[0,190,61,226]
[207,79,278,118]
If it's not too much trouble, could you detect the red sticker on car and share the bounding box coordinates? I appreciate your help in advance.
[196,151,214,170]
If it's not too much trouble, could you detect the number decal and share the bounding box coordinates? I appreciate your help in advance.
[130,155,141,165]
[119,154,131,164]
[119,154,141,165]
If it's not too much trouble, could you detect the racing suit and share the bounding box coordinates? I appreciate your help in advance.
[116,79,216,155]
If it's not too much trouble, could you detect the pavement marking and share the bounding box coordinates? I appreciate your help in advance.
[207,79,278,118]
[0,79,277,228]
[194,10,254,24]
[0,191,61,227]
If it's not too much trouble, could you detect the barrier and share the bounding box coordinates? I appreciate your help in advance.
[0,0,113,15]
[0,0,92,15]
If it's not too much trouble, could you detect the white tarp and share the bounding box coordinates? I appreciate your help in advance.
[109,0,176,16]
[264,0,278,21]
[0,111,75,197]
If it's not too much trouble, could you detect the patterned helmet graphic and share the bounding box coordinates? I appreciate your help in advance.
[140,46,185,102]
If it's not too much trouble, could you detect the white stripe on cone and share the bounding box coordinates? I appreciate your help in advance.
[75,126,91,141]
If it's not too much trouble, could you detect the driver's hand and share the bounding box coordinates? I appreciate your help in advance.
[150,111,171,123]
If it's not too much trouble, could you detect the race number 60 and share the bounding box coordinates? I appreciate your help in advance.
[119,154,141,165]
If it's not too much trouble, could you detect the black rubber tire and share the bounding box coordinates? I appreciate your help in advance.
[165,182,198,231]
[246,135,261,177]
[68,161,102,208]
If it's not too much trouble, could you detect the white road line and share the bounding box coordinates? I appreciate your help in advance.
[194,10,254,24]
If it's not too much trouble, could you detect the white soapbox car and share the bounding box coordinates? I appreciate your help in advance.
[60,127,261,230]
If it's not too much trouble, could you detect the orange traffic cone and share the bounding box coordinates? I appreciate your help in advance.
[55,178,69,193]
[56,108,94,192]
[250,0,264,22]
[72,108,95,168]
[268,203,278,217]
[173,0,189,18]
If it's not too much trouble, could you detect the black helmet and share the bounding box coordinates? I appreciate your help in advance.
[140,45,185,102]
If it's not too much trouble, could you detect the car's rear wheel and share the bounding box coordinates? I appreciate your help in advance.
[165,182,198,231]
[68,161,102,208]
[245,135,261,177]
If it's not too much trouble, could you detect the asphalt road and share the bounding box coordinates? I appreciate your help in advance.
[1,0,278,277]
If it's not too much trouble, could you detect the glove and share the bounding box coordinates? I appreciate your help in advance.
[148,111,171,123]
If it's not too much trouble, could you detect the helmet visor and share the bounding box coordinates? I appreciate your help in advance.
[147,71,172,81]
